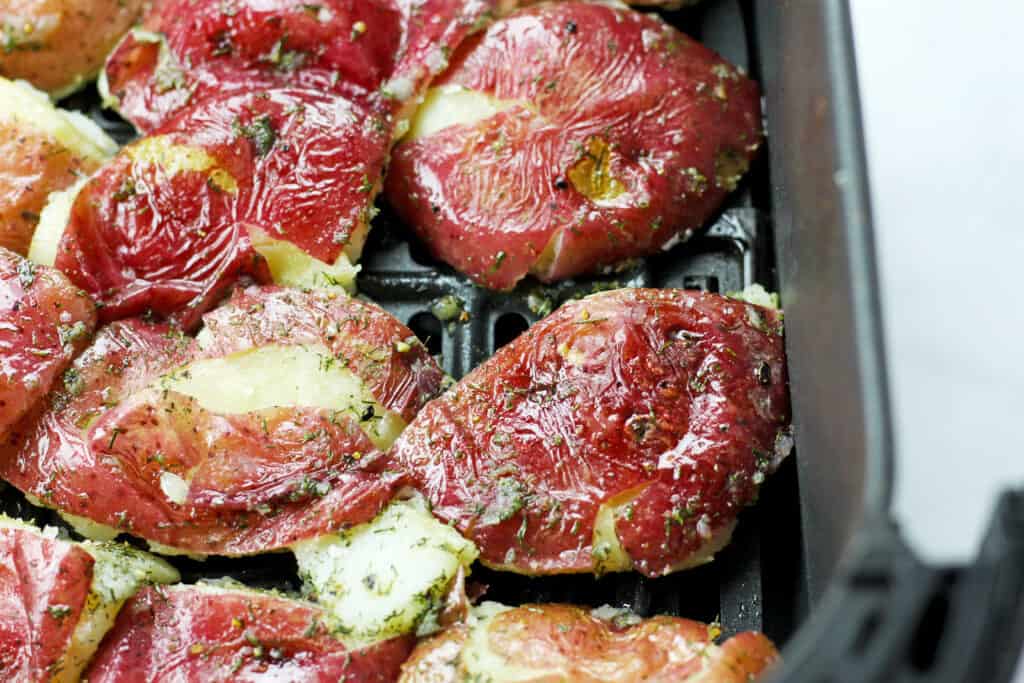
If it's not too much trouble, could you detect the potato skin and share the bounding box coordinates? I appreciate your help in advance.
[85,584,414,682]
[0,286,444,556]
[0,0,146,96]
[400,603,779,683]
[399,622,468,683]
[0,524,94,682]
[0,121,101,256]
[56,88,389,328]
[386,2,762,289]
[103,0,497,133]
[0,247,95,443]
[390,289,789,577]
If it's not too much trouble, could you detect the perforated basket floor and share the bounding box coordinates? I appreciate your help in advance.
[5,0,806,650]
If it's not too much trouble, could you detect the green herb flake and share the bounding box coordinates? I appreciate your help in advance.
[491,251,507,272]
[17,258,35,289]
[234,115,277,156]
[47,605,72,621]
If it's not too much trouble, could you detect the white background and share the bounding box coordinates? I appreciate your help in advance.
[849,2,1024,565]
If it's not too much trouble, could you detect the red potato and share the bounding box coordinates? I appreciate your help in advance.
[625,0,701,6]
[85,582,414,682]
[0,0,146,96]
[52,88,389,328]
[0,124,92,256]
[0,77,116,256]
[0,522,92,681]
[385,2,762,290]
[0,286,444,556]
[618,0,700,6]
[102,0,500,134]
[0,247,95,443]
[0,518,178,683]
[390,288,790,577]
[399,603,779,683]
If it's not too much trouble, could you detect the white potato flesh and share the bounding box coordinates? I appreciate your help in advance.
[292,497,478,648]
[727,283,780,310]
[29,175,86,266]
[53,505,211,559]
[0,77,116,161]
[590,488,643,575]
[126,136,237,193]
[249,227,358,293]
[143,541,207,561]
[404,84,529,141]
[0,517,179,683]
[57,509,120,542]
[157,343,405,451]
[163,578,313,603]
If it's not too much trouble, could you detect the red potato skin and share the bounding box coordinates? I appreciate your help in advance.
[0,122,103,256]
[390,289,789,577]
[103,0,499,133]
[385,2,762,289]
[0,287,444,555]
[85,585,414,682]
[0,525,93,682]
[0,247,95,442]
[55,89,389,328]
[103,0,401,133]
[387,0,502,112]
[399,604,779,683]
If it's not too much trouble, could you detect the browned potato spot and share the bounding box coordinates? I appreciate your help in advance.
[0,0,146,96]
[400,603,780,683]
[0,77,115,256]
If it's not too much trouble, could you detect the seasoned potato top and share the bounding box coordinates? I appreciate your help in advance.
[0,77,116,255]
[391,288,790,576]
[53,88,389,328]
[84,583,414,682]
[103,0,498,133]
[400,602,779,683]
[0,246,95,443]
[0,286,445,556]
[387,1,762,289]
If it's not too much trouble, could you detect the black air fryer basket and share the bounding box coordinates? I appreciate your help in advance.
[15,0,1024,680]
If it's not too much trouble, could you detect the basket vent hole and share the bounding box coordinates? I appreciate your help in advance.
[908,588,950,672]
[407,238,440,267]
[683,275,720,292]
[493,312,529,351]
[408,312,443,355]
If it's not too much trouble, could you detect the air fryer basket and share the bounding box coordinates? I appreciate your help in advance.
[8,0,1024,681]
[5,0,831,657]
